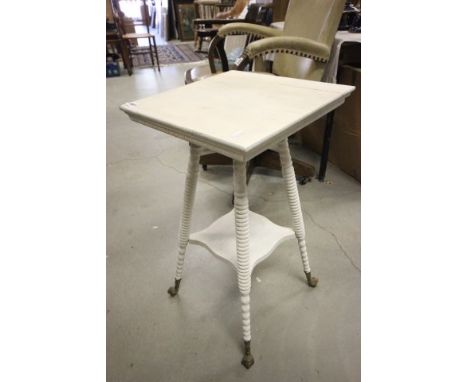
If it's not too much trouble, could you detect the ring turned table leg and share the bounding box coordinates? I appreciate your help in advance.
[168,144,201,297]
[233,160,255,369]
[278,140,319,288]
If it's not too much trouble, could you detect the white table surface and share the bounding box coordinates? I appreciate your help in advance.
[121,71,354,161]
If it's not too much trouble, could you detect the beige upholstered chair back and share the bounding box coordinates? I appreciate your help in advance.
[273,0,346,80]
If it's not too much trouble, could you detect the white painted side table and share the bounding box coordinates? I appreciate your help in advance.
[120,71,354,369]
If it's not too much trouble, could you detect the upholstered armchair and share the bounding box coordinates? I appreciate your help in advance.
[192,0,236,52]
[191,0,347,184]
[211,0,345,80]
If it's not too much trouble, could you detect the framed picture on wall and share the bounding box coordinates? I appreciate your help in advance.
[176,3,196,41]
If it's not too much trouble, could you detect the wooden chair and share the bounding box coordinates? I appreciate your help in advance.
[186,1,274,82]
[111,0,160,75]
[193,0,272,52]
[106,19,131,71]
[193,0,236,52]
[192,0,347,185]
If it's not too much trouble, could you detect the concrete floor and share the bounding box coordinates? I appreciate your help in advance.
[107,64,361,382]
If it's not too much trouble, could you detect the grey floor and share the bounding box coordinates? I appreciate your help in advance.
[107,64,361,382]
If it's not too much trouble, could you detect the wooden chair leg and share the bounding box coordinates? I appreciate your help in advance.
[197,37,203,52]
[121,39,133,75]
[148,37,155,67]
[194,31,199,49]
[152,36,160,71]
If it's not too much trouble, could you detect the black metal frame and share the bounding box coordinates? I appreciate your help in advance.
[317,111,335,182]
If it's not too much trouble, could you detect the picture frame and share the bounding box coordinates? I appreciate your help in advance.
[176,3,196,41]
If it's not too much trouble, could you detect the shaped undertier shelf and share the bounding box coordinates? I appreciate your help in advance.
[189,210,295,272]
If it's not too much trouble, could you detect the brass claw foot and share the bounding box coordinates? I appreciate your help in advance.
[241,341,255,369]
[304,272,319,288]
[167,279,181,297]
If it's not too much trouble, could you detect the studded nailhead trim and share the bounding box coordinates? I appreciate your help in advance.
[220,31,329,63]
[247,48,328,63]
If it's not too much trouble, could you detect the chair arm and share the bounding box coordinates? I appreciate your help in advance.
[194,1,230,6]
[194,0,226,4]
[193,18,242,25]
[244,36,331,63]
[217,22,282,39]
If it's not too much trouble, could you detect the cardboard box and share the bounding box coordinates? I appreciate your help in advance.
[301,64,361,181]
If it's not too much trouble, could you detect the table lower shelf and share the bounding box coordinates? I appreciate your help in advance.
[189,210,295,272]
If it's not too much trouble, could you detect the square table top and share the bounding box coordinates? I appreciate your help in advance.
[120,71,354,161]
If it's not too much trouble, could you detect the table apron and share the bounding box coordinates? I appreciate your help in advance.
[127,97,344,162]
